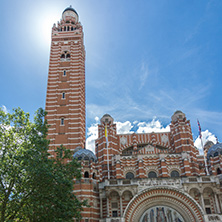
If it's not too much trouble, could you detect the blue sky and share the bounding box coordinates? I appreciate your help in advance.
[0,0,221,152]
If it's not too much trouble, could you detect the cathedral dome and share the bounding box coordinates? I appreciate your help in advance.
[207,143,222,159]
[174,110,183,114]
[63,6,78,15]
[62,6,79,23]
[73,148,97,162]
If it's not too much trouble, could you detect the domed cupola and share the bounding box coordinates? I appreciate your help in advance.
[63,6,78,15]
[62,5,79,23]
[73,148,97,162]
[101,114,114,124]
[207,142,222,159]
[171,110,186,123]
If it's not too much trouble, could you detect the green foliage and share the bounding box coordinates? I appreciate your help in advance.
[0,108,84,222]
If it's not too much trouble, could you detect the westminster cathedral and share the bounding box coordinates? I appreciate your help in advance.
[45,6,222,222]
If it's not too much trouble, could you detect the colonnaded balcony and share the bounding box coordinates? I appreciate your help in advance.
[98,175,222,222]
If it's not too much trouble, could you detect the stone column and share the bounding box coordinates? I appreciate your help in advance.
[219,194,222,212]
[200,193,206,213]
[107,197,109,218]
[214,193,220,213]
[100,196,103,219]
[120,195,123,217]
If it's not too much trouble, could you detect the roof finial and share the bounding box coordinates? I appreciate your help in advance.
[70,5,72,8]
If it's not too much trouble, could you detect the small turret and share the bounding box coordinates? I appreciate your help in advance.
[171,110,186,123]
[100,114,114,125]
[204,141,214,157]
[96,114,118,180]
[170,110,194,153]
[62,6,79,24]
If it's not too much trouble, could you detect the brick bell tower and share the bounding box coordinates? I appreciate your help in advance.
[45,6,86,154]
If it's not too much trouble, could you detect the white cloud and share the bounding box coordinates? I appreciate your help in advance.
[194,130,217,154]
[116,121,133,134]
[86,117,99,153]
[136,118,170,133]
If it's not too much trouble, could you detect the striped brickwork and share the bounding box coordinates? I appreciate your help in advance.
[45,8,222,222]
[45,9,85,155]
[96,112,222,221]
[45,8,99,221]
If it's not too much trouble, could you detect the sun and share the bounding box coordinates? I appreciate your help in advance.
[30,5,63,49]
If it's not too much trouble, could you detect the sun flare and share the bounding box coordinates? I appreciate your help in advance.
[31,5,63,48]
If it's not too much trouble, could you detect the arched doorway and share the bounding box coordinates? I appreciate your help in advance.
[140,205,184,222]
[123,187,204,222]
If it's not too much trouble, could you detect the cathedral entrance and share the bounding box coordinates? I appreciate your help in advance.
[123,187,204,222]
[140,206,184,222]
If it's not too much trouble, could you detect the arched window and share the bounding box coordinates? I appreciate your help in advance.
[148,171,157,178]
[67,26,70,31]
[71,27,74,31]
[171,170,180,178]
[123,191,133,201]
[63,70,66,76]
[84,171,89,178]
[62,92,65,99]
[126,172,134,179]
[92,173,96,179]
[61,118,64,125]
[64,26,66,31]
[217,168,221,175]
[61,53,70,61]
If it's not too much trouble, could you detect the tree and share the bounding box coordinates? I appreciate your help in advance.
[0,107,85,221]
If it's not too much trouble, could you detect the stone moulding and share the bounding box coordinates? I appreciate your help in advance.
[123,186,205,222]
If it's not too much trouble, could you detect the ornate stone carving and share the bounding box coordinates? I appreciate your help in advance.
[161,134,169,143]
[138,179,182,192]
[124,187,205,222]
[120,136,127,146]
[140,205,184,222]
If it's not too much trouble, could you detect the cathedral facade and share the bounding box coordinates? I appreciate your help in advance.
[45,7,222,222]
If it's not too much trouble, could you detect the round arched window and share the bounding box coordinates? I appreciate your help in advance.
[171,170,180,178]
[84,171,89,178]
[148,171,157,178]
[126,172,134,179]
